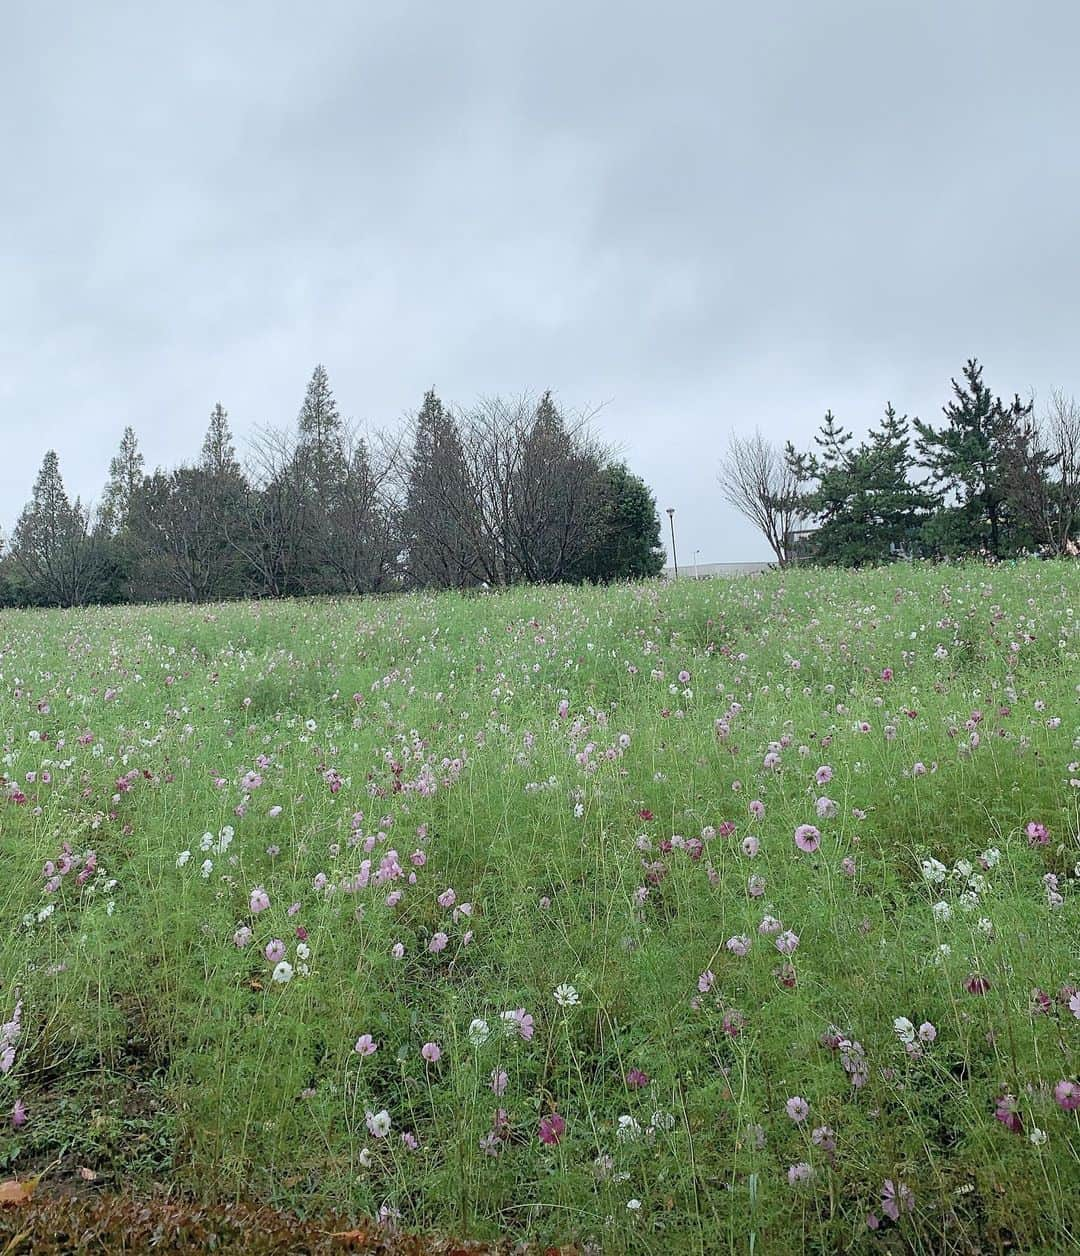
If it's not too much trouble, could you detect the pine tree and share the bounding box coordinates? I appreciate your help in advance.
[813,410,854,468]
[11,451,102,605]
[200,403,240,477]
[861,404,937,558]
[789,407,934,566]
[402,390,476,588]
[296,364,345,498]
[913,359,1033,557]
[509,391,601,582]
[98,426,144,535]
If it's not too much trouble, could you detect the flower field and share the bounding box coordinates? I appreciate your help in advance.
[0,562,1078,1252]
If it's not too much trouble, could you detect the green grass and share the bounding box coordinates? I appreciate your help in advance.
[0,562,1077,1252]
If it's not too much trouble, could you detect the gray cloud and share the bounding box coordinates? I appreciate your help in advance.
[3,0,1079,563]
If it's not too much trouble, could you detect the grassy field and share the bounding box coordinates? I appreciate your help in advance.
[0,562,1078,1252]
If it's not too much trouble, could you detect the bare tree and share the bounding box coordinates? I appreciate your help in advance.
[226,426,315,597]
[717,430,805,567]
[1044,391,1080,554]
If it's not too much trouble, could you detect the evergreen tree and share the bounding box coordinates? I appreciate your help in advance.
[813,410,854,468]
[573,463,665,581]
[913,359,1033,557]
[508,391,602,583]
[97,426,144,535]
[296,364,345,499]
[402,390,477,588]
[11,451,103,605]
[788,407,934,566]
[200,403,241,477]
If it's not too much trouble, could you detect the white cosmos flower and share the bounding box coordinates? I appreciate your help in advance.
[467,1018,491,1046]
[931,900,952,922]
[176,850,191,868]
[554,983,580,1008]
[366,1109,391,1138]
[893,1017,916,1045]
[271,960,294,983]
[616,1114,642,1142]
[921,858,947,884]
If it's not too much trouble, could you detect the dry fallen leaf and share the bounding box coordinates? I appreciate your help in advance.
[79,1167,98,1182]
[0,1177,38,1206]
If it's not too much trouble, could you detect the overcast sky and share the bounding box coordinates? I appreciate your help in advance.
[2,1,1079,563]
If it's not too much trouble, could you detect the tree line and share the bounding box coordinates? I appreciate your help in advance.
[0,367,666,607]
[719,359,1080,567]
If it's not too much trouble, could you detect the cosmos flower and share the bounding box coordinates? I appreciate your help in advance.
[794,825,821,853]
[538,1113,565,1145]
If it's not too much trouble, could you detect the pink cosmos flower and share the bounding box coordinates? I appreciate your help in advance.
[354,1033,377,1056]
[881,1179,913,1221]
[994,1093,1023,1135]
[265,938,286,964]
[697,970,715,994]
[964,975,991,995]
[249,887,270,914]
[10,1098,26,1129]
[437,888,456,908]
[391,942,405,959]
[794,824,821,854]
[490,1069,509,1096]
[815,765,833,785]
[726,935,751,958]
[787,1162,812,1185]
[1053,1080,1080,1111]
[775,930,799,955]
[626,1068,650,1089]
[428,932,449,953]
[538,1112,565,1145]
[748,800,765,818]
[722,1009,746,1037]
[785,1096,809,1123]
[840,857,856,877]
[501,1008,534,1041]
[233,926,252,949]
[1025,821,1049,846]
[918,1022,937,1042]
[1069,991,1080,1020]
[741,836,760,858]
[421,1041,442,1063]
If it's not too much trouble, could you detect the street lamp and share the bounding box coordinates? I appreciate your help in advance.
[693,548,701,579]
[666,507,679,579]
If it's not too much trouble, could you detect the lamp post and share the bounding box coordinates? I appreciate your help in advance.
[693,549,701,579]
[666,507,678,579]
